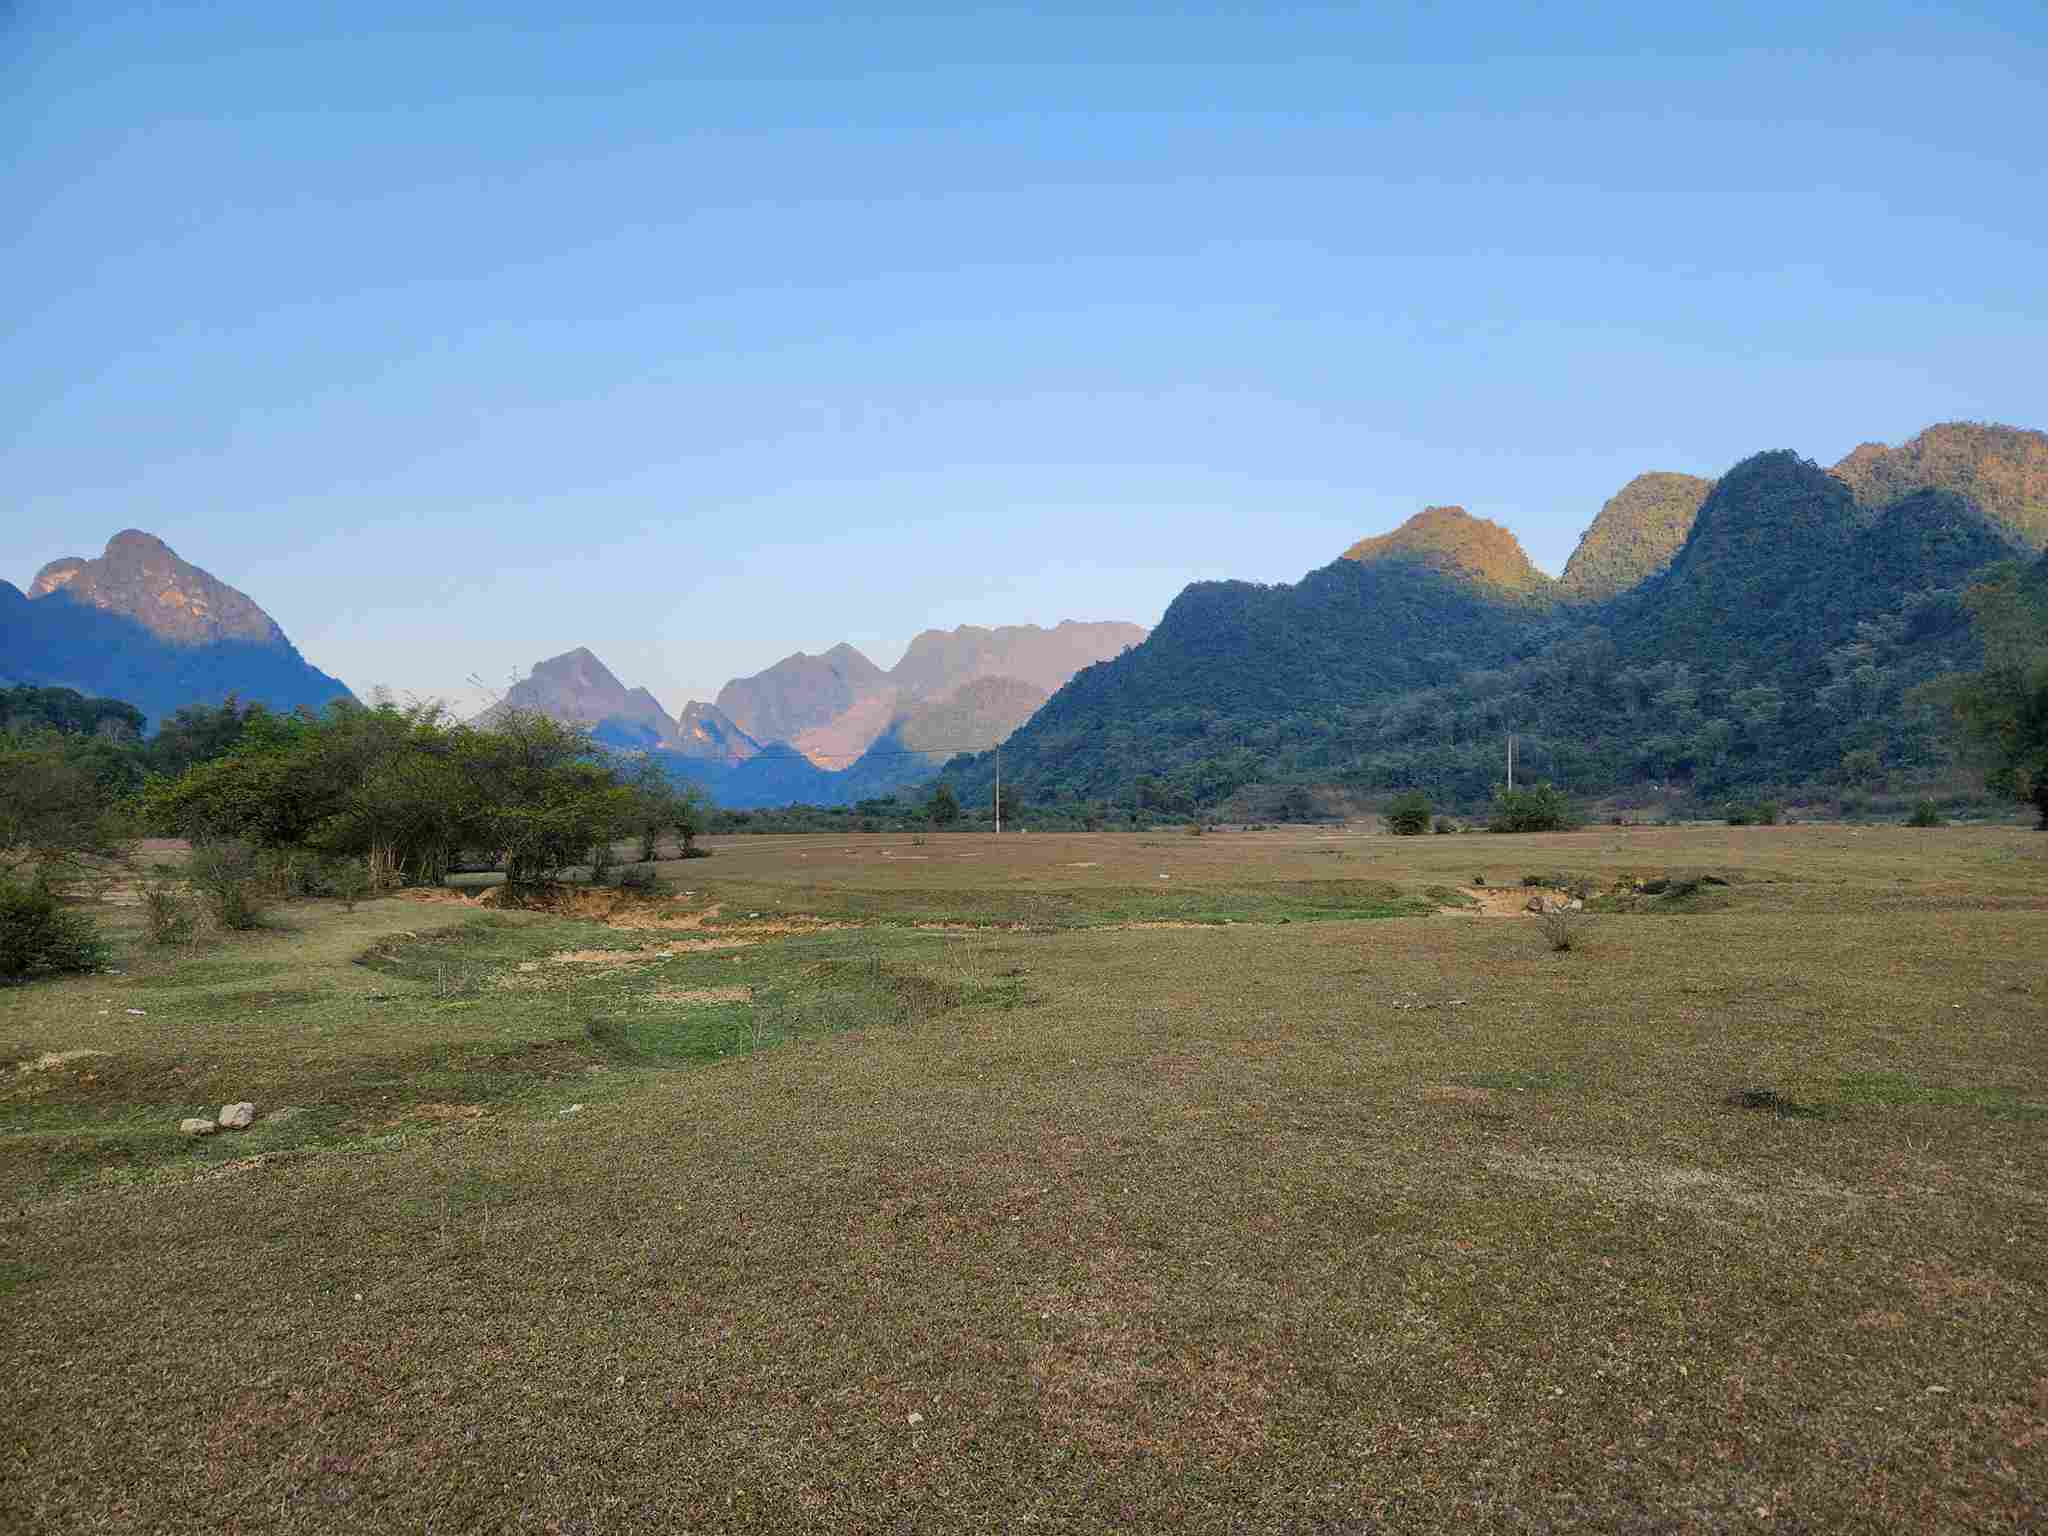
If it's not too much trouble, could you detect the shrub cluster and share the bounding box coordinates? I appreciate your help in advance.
[0,877,107,982]
[1383,790,1432,836]
[1488,783,1578,833]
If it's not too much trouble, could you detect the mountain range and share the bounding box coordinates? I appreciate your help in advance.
[939,421,2046,812]
[485,621,1148,807]
[12,420,2042,818]
[1,531,352,728]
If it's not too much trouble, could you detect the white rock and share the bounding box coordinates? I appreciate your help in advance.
[559,1103,584,1116]
[179,1118,218,1137]
[907,1412,924,1426]
[218,1102,256,1129]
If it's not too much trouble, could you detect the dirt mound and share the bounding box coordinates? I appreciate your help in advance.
[1443,886,1570,918]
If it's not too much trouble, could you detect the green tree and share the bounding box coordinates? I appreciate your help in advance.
[1489,782,1577,833]
[141,699,647,887]
[146,696,273,777]
[1949,559,2048,827]
[928,782,961,827]
[1383,789,1432,835]
[0,735,135,883]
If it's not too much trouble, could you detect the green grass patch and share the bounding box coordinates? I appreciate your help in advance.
[1829,1070,2048,1119]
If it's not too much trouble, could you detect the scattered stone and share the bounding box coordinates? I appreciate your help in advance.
[180,1118,218,1137]
[559,1103,584,1116]
[124,1009,147,1017]
[1568,899,1584,911]
[16,1049,109,1076]
[907,1412,924,1427]
[218,1102,256,1130]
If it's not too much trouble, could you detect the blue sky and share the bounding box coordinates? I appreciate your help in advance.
[7,1,2046,714]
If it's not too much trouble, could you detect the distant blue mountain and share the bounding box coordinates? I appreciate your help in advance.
[2,531,353,728]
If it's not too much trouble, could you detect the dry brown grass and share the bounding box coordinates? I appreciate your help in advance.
[2,824,2044,1531]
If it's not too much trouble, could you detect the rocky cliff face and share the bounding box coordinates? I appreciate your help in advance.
[713,621,1148,766]
[674,702,760,764]
[714,643,892,752]
[28,530,290,647]
[482,648,685,750]
[6,531,352,726]
[890,621,1149,699]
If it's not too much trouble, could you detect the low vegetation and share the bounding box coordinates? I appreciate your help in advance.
[1384,788,1432,835]
[4,822,2043,1530]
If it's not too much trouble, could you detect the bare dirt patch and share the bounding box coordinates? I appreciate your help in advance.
[396,887,477,907]
[1490,1151,1863,1225]
[410,1103,486,1122]
[1443,884,1568,917]
[650,987,753,1006]
[1422,1085,1496,1106]
[15,1049,111,1076]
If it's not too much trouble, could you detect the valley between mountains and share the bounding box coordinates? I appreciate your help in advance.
[8,419,2045,815]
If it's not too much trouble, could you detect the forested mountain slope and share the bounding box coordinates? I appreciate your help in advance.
[961,516,1567,804]
[1833,422,2048,549]
[1558,473,1714,603]
[940,447,2031,812]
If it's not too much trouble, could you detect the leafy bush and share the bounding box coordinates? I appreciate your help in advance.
[1907,799,1943,827]
[186,841,270,931]
[328,858,372,912]
[1489,783,1577,833]
[616,864,669,896]
[0,877,107,981]
[140,882,198,945]
[1433,817,1453,834]
[1384,790,1432,836]
[1534,907,1582,952]
[1725,799,1780,826]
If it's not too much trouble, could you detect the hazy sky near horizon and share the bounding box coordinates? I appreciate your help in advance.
[8,1,2046,715]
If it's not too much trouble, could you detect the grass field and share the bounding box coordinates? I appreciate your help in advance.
[4,824,2045,1532]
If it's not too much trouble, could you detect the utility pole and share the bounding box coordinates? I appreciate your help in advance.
[993,743,1002,835]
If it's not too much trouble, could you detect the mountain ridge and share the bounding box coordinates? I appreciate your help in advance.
[4,532,353,727]
[939,427,2038,812]
[1832,422,2048,549]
